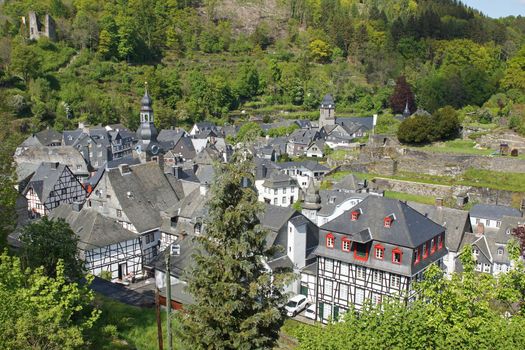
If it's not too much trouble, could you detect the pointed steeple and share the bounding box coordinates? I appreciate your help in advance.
[135,83,160,159]
[403,100,411,118]
[303,177,321,210]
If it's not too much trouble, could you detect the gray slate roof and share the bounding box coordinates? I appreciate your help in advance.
[23,162,68,202]
[336,117,374,130]
[408,202,471,253]
[321,196,445,248]
[470,204,522,221]
[49,204,138,251]
[317,190,368,216]
[106,162,180,233]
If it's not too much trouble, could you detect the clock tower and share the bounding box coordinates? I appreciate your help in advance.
[134,83,161,162]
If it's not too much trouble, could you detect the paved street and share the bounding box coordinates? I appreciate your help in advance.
[90,276,156,307]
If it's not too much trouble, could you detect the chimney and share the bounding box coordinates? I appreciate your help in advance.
[435,198,444,207]
[119,164,131,175]
[172,165,182,179]
[72,201,84,212]
[476,223,485,236]
[200,182,209,196]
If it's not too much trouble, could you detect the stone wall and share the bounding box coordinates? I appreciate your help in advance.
[371,177,525,207]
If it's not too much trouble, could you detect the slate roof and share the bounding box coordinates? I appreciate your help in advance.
[317,190,368,216]
[321,196,445,248]
[149,237,198,278]
[14,146,89,175]
[167,136,196,160]
[254,158,279,180]
[259,204,296,233]
[106,162,180,233]
[262,172,297,189]
[336,117,374,130]
[278,160,329,173]
[295,120,312,129]
[408,202,471,253]
[158,129,186,143]
[49,204,138,251]
[21,129,63,147]
[288,129,319,145]
[23,162,68,202]
[320,94,335,108]
[470,204,522,221]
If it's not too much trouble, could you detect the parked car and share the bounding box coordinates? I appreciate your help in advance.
[304,303,316,320]
[285,295,308,317]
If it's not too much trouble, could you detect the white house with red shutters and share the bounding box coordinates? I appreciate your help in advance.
[309,196,447,322]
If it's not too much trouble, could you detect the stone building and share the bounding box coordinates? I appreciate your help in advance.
[27,12,56,41]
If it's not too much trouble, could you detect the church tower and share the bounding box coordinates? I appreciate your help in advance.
[134,83,161,162]
[319,94,335,128]
[302,178,321,225]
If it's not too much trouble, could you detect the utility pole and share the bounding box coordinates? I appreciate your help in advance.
[165,246,173,350]
[155,287,164,350]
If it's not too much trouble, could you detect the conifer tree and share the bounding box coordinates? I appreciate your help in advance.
[177,152,292,350]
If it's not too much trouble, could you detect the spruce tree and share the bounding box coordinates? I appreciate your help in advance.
[177,152,292,349]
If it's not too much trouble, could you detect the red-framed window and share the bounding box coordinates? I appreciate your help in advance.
[414,248,421,265]
[422,243,429,259]
[326,233,335,249]
[392,248,403,264]
[384,216,393,228]
[430,238,436,254]
[354,242,369,261]
[351,210,360,221]
[374,244,385,260]
[438,234,444,250]
[342,238,351,252]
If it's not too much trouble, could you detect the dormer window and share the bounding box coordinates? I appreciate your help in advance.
[326,233,335,249]
[342,238,351,252]
[497,247,504,255]
[374,244,385,260]
[384,216,393,228]
[414,248,421,264]
[438,234,443,250]
[392,248,403,264]
[351,210,360,221]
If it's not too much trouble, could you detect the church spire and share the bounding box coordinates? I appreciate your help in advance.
[403,100,411,118]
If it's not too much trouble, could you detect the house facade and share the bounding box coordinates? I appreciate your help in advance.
[256,172,299,207]
[313,196,447,322]
[23,162,86,218]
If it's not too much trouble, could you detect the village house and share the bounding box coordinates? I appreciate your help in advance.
[86,162,180,263]
[50,202,143,281]
[256,171,299,207]
[20,128,63,147]
[286,128,320,157]
[23,162,86,218]
[469,204,522,232]
[408,201,472,276]
[278,161,329,189]
[313,196,447,322]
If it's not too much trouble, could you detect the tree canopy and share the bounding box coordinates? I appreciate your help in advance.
[0,252,99,350]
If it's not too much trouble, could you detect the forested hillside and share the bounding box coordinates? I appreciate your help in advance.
[0,0,525,135]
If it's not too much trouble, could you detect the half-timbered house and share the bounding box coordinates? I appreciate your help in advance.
[23,162,86,218]
[314,196,447,322]
[87,161,180,263]
[50,202,142,280]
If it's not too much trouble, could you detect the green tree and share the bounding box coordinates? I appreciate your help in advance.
[502,45,525,92]
[397,114,433,144]
[0,252,100,350]
[235,64,260,100]
[430,106,461,141]
[389,76,416,114]
[309,39,332,63]
[10,41,41,83]
[20,217,85,281]
[177,152,292,349]
[236,121,263,143]
[0,134,20,248]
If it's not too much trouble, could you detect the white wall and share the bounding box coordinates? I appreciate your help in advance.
[287,220,307,269]
[470,216,501,231]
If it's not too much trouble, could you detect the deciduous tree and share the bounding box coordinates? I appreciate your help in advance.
[389,76,416,114]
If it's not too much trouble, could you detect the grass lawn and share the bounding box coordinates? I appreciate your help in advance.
[89,294,182,350]
[90,295,308,350]
[384,191,437,205]
[413,139,494,156]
